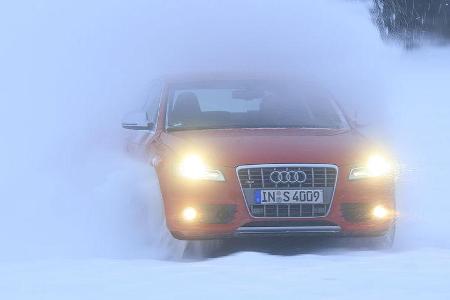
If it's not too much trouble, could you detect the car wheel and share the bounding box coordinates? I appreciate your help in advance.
[150,218,188,260]
[149,171,224,259]
[183,239,224,258]
[144,177,189,260]
[356,223,396,250]
[155,209,222,258]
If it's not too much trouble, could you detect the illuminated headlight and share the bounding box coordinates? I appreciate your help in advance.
[178,155,225,181]
[349,154,393,180]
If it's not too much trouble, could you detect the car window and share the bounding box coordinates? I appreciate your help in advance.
[172,89,261,113]
[166,80,349,130]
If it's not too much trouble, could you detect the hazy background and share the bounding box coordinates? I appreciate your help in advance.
[0,0,449,260]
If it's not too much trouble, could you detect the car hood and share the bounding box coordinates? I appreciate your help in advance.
[159,128,373,168]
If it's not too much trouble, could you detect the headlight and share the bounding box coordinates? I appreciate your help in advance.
[349,154,393,180]
[178,155,225,181]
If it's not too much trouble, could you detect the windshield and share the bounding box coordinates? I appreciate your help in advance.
[166,80,349,131]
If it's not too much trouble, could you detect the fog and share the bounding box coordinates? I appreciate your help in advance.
[0,0,449,262]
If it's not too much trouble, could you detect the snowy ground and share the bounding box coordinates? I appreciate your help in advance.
[1,0,450,299]
[2,248,450,300]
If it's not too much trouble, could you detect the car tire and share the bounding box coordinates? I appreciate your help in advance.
[155,215,227,260]
[145,172,189,260]
[356,222,396,250]
[182,239,224,258]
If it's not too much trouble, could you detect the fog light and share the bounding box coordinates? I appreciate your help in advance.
[372,205,390,219]
[182,207,198,222]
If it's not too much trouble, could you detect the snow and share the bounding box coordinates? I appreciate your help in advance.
[1,0,450,299]
[2,250,450,299]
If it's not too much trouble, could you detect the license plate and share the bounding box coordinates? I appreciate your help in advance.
[255,189,324,204]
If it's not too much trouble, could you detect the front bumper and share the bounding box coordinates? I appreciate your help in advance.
[157,164,396,240]
[172,224,342,240]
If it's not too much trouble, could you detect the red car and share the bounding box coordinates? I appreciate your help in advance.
[122,74,397,248]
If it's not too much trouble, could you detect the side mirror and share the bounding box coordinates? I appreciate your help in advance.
[121,111,154,131]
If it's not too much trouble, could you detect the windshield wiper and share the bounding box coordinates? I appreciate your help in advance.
[166,125,225,131]
[167,124,342,131]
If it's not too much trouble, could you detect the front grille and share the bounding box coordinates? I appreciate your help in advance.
[241,220,338,227]
[238,166,337,189]
[237,165,338,218]
[250,203,329,217]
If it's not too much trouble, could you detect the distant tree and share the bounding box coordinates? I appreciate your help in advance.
[372,0,450,47]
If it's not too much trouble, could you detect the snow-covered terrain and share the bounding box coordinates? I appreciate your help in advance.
[2,249,450,300]
[1,0,450,299]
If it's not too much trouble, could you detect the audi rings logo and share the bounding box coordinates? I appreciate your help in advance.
[269,170,307,184]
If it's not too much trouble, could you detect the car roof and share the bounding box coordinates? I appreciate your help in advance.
[161,72,294,84]
[160,73,334,98]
